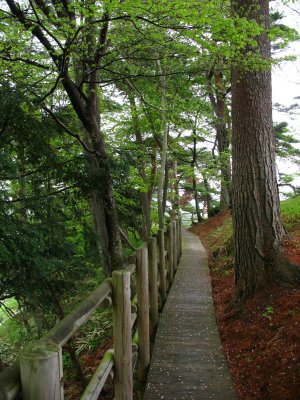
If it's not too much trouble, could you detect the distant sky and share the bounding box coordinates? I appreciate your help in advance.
[272,2,300,125]
[271,1,300,191]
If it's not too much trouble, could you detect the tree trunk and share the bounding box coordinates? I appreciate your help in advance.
[171,159,180,214]
[82,89,123,276]
[162,160,169,217]
[203,178,213,218]
[88,152,123,276]
[157,59,168,230]
[231,0,285,299]
[207,69,232,211]
[5,2,123,277]
[191,129,202,222]
[214,70,232,210]
[127,92,152,240]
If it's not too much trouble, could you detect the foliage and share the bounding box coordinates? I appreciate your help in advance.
[0,0,299,368]
[0,316,37,365]
[274,122,300,162]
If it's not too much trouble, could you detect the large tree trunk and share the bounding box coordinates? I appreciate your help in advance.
[231,0,286,299]
[85,116,123,276]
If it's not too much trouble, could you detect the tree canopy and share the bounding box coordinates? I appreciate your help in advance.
[0,0,299,332]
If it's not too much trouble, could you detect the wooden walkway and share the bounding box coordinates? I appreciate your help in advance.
[144,229,237,400]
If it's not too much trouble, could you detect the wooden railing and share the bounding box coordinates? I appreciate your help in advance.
[0,218,182,400]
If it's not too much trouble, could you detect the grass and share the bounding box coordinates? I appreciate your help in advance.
[204,195,300,258]
[0,266,113,367]
[0,298,18,323]
[281,196,300,233]
[0,317,37,364]
[210,217,233,256]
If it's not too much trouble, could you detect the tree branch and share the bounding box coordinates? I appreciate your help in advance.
[119,227,137,251]
[0,54,51,70]
[0,185,77,203]
[42,106,99,155]
[5,0,62,66]
[0,157,82,181]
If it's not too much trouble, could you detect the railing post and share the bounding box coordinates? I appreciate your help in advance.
[148,237,159,336]
[136,246,150,390]
[173,220,178,272]
[167,222,174,284]
[178,215,182,258]
[157,229,167,309]
[20,341,63,400]
[112,270,132,400]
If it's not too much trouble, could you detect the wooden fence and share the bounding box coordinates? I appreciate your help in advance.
[0,218,182,400]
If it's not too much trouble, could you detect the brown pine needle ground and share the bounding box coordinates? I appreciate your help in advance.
[191,211,300,400]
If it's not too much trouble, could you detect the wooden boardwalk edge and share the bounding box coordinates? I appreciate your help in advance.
[144,229,237,400]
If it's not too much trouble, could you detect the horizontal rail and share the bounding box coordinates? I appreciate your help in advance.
[0,217,182,400]
[124,263,136,275]
[43,279,112,347]
[80,349,114,400]
[0,279,112,400]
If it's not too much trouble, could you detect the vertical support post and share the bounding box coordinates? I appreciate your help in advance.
[112,270,132,400]
[20,341,63,400]
[136,246,150,390]
[148,237,159,336]
[178,215,182,258]
[157,229,167,309]
[173,220,178,272]
[167,222,174,284]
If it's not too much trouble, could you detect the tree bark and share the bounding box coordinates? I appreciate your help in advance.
[87,142,123,275]
[231,0,285,299]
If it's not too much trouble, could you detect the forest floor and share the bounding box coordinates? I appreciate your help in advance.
[63,197,300,400]
[190,206,300,400]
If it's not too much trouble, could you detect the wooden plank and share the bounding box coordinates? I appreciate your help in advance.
[147,237,159,336]
[112,270,132,400]
[20,342,63,400]
[80,349,114,400]
[157,229,166,309]
[144,230,237,400]
[136,246,150,388]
